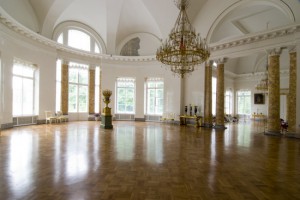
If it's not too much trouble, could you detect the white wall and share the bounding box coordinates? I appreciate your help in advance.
[101,61,182,120]
[235,72,289,117]
[0,1,39,32]
[182,64,205,115]
[0,26,57,124]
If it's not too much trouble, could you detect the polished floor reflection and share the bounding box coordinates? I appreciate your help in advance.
[0,121,299,199]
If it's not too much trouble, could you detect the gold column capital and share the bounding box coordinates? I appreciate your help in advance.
[205,60,214,67]
[62,60,69,65]
[216,57,228,65]
[267,48,282,56]
[288,45,297,53]
[89,65,96,70]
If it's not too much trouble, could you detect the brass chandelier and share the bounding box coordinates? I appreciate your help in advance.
[156,0,210,78]
[255,60,268,92]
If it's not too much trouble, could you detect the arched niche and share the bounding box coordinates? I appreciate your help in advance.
[207,0,295,43]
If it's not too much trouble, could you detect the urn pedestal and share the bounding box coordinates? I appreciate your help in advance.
[100,90,113,129]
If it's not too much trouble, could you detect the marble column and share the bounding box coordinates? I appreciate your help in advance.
[287,48,297,136]
[266,48,281,136]
[88,67,95,114]
[215,58,227,129]
[61,62,69,115]
[204,61,213,127]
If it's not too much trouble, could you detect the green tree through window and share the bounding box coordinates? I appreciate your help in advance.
[116,78,135,114]
[68,63,88,113]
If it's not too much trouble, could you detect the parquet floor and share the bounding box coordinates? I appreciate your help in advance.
[0,121,299,200]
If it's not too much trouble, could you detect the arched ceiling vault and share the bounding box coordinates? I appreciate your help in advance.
[1,0,300,75]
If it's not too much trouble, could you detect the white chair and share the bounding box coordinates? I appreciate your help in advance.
[57,111,68,123]
[45,111,58,124]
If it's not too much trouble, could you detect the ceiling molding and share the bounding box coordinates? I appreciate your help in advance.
[0,8,299,65]
[210,23,300,52]
[0,9,157,63]
[234,69,289,81]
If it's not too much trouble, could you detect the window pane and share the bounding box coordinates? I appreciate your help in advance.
[237,91,251,115]
[13,62,36,117]
[78,69,88,84]
[56,81,61,112]
[13,76,22,116]
[78,86,88,112]
[68,84,78,112]
[68,29,91,51]
[56,60,62,112]
[146,79,164,115]
[22,78,33,115]
[148,82,155,88]
[212,77,217,115]
[116,78,135,114]
[56,60,62,81]
[95,67,100,113]
[69,68,78,83]
[95,44,100,53]
[13,64,34,77]
[57,33,63,44]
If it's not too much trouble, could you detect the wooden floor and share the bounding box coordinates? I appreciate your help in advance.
[0,121,299,200]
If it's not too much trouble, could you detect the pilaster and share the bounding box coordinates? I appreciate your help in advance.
[215,58,227,129]
[204,60,213,127]
[265,48,281,136]
[286,47,297,136]
[61,61,69,115]
[89,67,95,114]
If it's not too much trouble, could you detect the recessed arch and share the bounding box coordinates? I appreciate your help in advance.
[53,20,107,54]
[207,0,295,43]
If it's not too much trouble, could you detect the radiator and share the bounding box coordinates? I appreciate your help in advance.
[114,114,135,121]
[13,116,38,126]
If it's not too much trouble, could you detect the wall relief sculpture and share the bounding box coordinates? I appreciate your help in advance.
[120,37,140,56]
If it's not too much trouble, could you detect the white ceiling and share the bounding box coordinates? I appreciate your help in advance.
[0,0,299,75]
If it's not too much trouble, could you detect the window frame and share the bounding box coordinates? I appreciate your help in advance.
[12,59,37,117]
[145,78,164,115]
[236,90,251,115]
[225,90,233,115]
[68,63,89,113]
[53,21,106,54]
[115,77,136,114]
